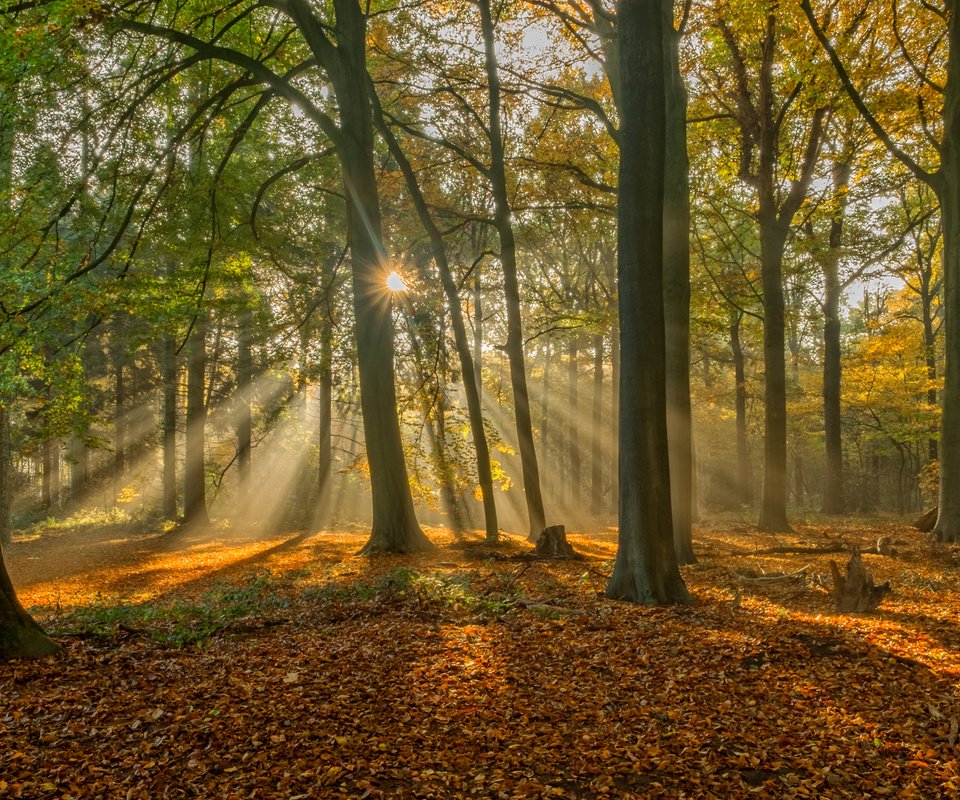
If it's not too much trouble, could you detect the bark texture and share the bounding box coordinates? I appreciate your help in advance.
[0,551,59,660]
[477,0,546,541]
[605,0,689,606]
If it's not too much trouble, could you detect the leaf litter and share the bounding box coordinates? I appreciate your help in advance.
[1,519,959,798]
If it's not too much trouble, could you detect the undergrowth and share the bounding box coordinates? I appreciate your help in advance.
[44,566,516,648]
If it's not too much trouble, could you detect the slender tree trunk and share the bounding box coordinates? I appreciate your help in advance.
[730,313,751,507]
[113,317,126,482]
[820,158,851,514]
[540,343,550,456]
[591,334,604,515]
[477,0,546,541]
[330,0,431,553]
[922,296,939,464]
[567,336,580,507]
[664,11,695,564]
[49,440,59,510]
[606,0,689,605]
[236,309,253,505]
[0,407,11,547]
[183,313,209,526]
[318,313,333,520]
[41,439,53,511]
[161,330,177,521]
[474,272,483,403]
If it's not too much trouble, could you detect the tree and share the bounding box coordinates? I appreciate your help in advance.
[117,0,432,552]
[476,0,547,541]
[606,0,689,605]
[802,0,959,539]
[700,5,827,530]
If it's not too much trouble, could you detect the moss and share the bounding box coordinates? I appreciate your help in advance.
[0,618,60,660]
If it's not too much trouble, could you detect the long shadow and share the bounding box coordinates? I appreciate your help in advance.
[103,529,329,601]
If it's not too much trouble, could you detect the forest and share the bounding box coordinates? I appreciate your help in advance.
[1,0,959,796]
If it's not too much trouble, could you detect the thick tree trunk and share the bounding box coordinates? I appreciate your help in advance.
[161,330,177,521]
[664,14,695,565]
[591,334,604,515]
[610,317,619,513]
[730,313,751,506]
[331,0,431,554]
[477,0,546,541]
[0,552,59,660]
[370,96,499,542]
[936,187,960,539]
[935,5,960,541]
[758,223,791,531]
[606,0,689,606]
[183,313,209,527]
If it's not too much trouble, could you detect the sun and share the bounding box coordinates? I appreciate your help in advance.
[386,270,409,292]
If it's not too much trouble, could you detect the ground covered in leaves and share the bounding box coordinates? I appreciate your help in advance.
[2,517,960,798]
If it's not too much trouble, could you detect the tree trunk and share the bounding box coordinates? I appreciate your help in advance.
[41,438,53,511]
[50,440,59,509]
[936,182,960,539]
[183,312,209,527]
[161,329,178,521]
[610,315,619,513]
[317,312,333,520]
[369,94,499,542]
[331,0,431,554]
[922,294,939,464]
[935,4,960,540]
[0,551,59,660]
[664,11,695,565]
[591,334,604,515]
[821,158,851,514]
[0,406,11,547]
[113,316,126,482]
[567,336,581,507]
[70,434,87,502]
[474,272,483,404]
[477,0,546,541]
[605,0,689,606]
[730,313,751,506]
[237,309,253,502]
[758,221,791,531]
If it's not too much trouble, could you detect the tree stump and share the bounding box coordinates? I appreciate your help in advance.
[914,507,938,533]
[533,525,580,559]
[829,547,891,613]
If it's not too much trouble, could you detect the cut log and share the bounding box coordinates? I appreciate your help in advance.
[914,507,938,533]
[829,547,891,613]
[533,525,581,559]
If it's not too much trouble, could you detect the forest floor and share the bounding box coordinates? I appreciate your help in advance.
[2,515,959,799]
